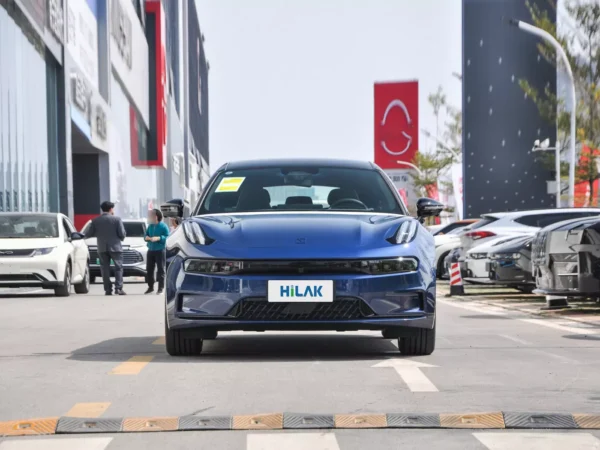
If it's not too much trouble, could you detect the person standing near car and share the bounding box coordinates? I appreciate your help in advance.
[84,201,127,296]
[145,208,170,294]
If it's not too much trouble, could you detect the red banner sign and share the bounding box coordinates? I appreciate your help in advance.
[374,81,419,169]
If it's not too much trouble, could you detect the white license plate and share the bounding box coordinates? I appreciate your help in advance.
[267,280,334,302]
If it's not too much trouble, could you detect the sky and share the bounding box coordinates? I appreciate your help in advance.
[196,0,462,173]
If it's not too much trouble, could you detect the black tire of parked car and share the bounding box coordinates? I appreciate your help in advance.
[54,264,71,297]
[398,325,436,356]
[74,266,91,294]
[516,286,534,294]
[165,313,204,356]
[436,251,450,280]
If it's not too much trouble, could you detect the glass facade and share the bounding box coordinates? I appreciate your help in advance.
[0,7,50,213]
[109,74,158,219]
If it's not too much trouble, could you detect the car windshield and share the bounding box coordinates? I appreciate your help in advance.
[123,222,146,237]
[0,215,59,238]
[197,166,404,215]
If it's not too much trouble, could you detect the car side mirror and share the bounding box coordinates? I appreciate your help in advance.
[161,198,186,218]
[70,232,85,241]
[416,197,444,224]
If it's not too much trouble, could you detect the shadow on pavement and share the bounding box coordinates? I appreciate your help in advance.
[562,334,600,341]
[66,333,402,363]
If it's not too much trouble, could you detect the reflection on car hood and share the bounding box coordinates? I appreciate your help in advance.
[488,235,533,254]
[467,234,533,254]
[194,212,406,249]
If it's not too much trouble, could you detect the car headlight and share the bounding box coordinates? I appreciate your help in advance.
[182,221,212,245]
[469,253,488,260]
[489,253,521,260]
[388,219,419,245]
[32,247,55,256]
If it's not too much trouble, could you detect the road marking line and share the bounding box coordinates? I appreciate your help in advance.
[108,356,154,375]
[372,359,438,392]
[519,318,599,335]
[498,334,531,345]
[0,437,113,450]
[152,337,165,345]
[247,433,340,450]
[65,402,111,418]
[438,299,507,316]
[473,432,600,449]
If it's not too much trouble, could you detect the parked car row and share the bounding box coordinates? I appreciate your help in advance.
[0,212,149,297]
[433,208,600,294]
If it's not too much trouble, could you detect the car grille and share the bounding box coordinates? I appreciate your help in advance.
[89,248,143,265]
[228,297,374,321]
[0,249,34,257]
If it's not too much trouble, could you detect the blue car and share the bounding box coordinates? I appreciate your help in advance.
[161,159,443,356]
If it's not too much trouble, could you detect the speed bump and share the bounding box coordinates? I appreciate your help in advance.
[232,413,283,430]
[122,417,178,432]
[503,412,576,429]
[334,414,387,428]
[0,417,59,436]
[283,413,335,429]
[573,414,600,429]
[56,417,123,434]
[386,413,441,428]
[440,412,505,429]
[179,415,232,430]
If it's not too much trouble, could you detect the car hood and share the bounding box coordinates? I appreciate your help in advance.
[84,237,147,248]
[0,237,63,249]
[195,212,406,249]
[466,233,533,255]
[434,234,460,247]
[488,236,533,254]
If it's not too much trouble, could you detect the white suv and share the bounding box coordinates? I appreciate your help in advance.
[82,219,148,283]
[0,213,90,296]
[461,208,600,280]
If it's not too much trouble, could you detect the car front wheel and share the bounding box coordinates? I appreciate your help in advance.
[74,266,90,294]
[54,264,71,297]
[398,324,436,356]
[165,313,203,356]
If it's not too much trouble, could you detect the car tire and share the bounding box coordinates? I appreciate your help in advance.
[165,313,203,356]
[74,266,90,294]
[436,251,450,279]
[54,264,72,297]
[516,286,534,294]
[398,325,436,356]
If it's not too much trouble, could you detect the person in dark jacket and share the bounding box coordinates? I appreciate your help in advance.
[145,208,170,294]
[84,201,127,295]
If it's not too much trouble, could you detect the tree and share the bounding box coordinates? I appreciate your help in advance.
[519,1,600,204]
[410,85,461,205]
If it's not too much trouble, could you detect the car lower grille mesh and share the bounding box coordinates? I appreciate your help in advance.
[89,249,143,264]
[229,297,373,321]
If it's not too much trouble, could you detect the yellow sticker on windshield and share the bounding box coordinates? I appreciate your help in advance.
[216,177,246,192]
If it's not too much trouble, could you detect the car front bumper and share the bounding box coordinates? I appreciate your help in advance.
[0,254,65,288]
[165,256,436,335]
[88,247,147,277]
[464,257,490,279]
[488,259,534,285]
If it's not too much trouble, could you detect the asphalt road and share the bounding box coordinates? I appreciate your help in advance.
[1,281,600,449]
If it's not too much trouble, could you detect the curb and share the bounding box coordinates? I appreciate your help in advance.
[1,412,599,436]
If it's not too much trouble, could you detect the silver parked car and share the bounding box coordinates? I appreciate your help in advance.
[81,219,148,283]
[460,208,600,281]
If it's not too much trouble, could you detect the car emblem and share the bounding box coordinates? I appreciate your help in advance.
[0,250,13,255]
[295,238,306,244]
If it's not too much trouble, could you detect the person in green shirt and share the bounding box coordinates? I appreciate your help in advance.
[144,208,171,294]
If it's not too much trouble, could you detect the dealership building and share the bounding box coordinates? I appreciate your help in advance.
[0,0,209,229]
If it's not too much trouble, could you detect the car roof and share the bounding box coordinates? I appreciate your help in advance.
[221,158,374,171]
[482,208,600,220]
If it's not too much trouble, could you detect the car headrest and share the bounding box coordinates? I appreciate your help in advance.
[236,187,271,211]
[327,188,358,206]
[285,196,313,205]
